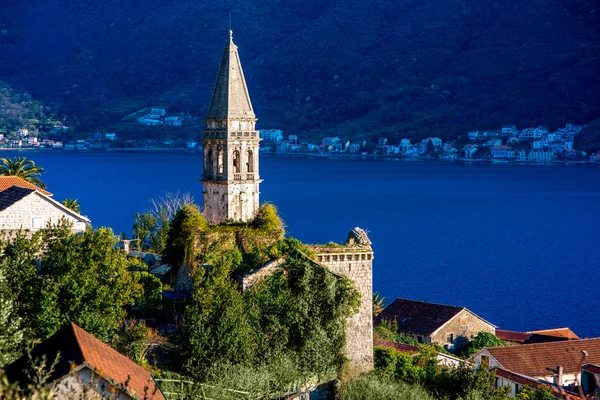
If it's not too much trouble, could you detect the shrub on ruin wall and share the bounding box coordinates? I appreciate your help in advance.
[163,203,285,276]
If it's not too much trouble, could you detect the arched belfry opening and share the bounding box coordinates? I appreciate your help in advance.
[233,150,241,174]
[217,148,224,176]
[206,148,214,178]
[247,150,254,173]
[201,30,262,224]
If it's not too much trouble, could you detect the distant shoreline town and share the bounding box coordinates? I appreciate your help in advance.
[260,123,599,164]
[2,113,599,164]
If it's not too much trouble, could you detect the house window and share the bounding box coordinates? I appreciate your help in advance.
[481,355,489,367]
[32,217,43,229]
[333,255,338,261]
[417,336,423,343]
[354,255,359,261]
[446,333,454,344]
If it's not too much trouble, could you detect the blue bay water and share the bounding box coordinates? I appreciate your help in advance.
[5,150,600,337]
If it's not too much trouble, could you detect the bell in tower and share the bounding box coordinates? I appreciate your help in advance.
[201,31,262,224]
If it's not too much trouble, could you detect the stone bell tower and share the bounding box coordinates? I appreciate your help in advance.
[201,31,262,224]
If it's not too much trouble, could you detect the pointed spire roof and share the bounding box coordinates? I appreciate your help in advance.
[206,31,255,121]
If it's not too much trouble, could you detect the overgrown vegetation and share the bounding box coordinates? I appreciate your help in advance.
[163,202,285,275]
[161,203,360,392]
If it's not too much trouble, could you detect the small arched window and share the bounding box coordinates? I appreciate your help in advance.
[247,150,254,173]
[206,149,214,175]
[232,150,241,173]
[217,148,224,175]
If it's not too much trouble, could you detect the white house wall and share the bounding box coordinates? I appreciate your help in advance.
[0,193,87,232]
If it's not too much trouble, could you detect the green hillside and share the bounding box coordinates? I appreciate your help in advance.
[0,0,598,143]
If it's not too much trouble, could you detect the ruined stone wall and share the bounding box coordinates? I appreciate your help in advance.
[315,246,374,375]
[238,258,285,290]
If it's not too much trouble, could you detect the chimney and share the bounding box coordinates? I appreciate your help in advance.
[556,365,564,386]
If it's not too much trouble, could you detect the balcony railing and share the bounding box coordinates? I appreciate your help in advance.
[246,174,254,180]
[234,173,242,181]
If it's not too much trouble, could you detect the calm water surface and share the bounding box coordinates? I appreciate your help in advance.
[6,150,600,337]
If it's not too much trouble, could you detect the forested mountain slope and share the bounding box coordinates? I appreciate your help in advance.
[0,0,597,142]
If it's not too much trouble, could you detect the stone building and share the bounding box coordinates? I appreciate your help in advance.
[377,298,496,353]
[0,185,89,233]
[201,30,261,224]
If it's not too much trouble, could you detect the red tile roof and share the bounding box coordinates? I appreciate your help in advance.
[486,338,600,378]
[0,176,52,196]
[5,322,165,399]
[529,328,579,340]
[72,323,164,399]
[373,336,419,354]
[496,328,580,344]
[496,329,531,343]
[493,368,580,400]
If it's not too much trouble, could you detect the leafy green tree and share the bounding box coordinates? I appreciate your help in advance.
[0,157,46,189]
[514,386,554,400]
[3,222,143,342]
[0,256,24,367]
[138,272,163,312]
[182,248,255,375]
[60,198,80,214]
[465,332,505,357]
[132,212,158,251]
[114,319,165,367]
[163,204,208,269]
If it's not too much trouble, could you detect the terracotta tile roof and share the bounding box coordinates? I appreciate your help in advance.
[529,328,579,340]
[0,186,35,211]
[0,176,52,196]
[4,322,165,400]
[376,298,464,335]
[486,338,600,378]
[496,328,580,344]
[496,329,531,343]
[493,368,581,400]
[373,336,419,354]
